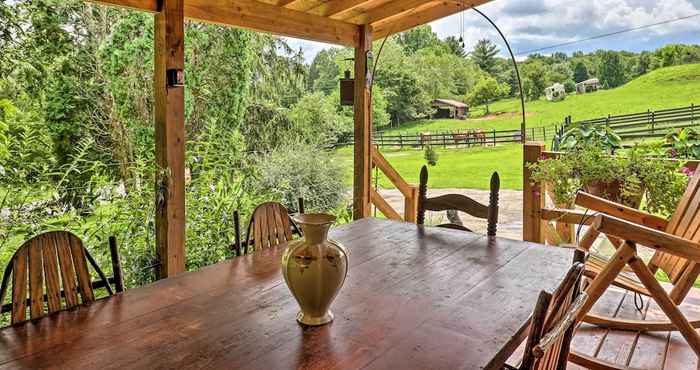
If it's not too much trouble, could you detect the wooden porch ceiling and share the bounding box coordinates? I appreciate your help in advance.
[94,0,493,46]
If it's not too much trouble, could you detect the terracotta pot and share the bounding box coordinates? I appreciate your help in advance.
[281,213,348,326]
[584,180,643,208]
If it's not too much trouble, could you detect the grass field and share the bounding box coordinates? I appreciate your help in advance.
[382,63,700,134]
[334,144,523,190]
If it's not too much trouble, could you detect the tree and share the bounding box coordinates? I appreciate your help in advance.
[598,51,625,88]
[443,36,466,58]
[465,76,509,114]
[546,62,572,84]
[471,39,499,74]
[573,62,589,83]
[521,61,547,101]
[396,25,440,54]
[308,48,340,94]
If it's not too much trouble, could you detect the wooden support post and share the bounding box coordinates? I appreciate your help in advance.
[404,185,418,223]
[154,0,186,278]
[523,142,545,243]
[353,25,372,220]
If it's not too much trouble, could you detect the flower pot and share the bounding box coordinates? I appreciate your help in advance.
[281,213,348,326]
[584,180,643,208]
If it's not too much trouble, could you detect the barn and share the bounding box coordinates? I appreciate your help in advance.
[431,99,469,119]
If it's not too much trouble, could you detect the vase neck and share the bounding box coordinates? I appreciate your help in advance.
[300,223,331,244]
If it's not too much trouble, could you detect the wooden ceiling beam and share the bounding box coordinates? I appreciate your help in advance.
[309,0,373,17]
[89,0,359,46]
[349,0,435,25]
[91,0,158,12]
[372,0,483,39]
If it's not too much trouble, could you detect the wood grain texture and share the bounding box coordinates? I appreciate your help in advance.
[0,218,573,370]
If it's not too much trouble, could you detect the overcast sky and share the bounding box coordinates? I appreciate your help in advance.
[286,0,700,62]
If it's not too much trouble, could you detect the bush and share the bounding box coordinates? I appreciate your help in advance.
[424,145,439,166]
[254,142,346,213]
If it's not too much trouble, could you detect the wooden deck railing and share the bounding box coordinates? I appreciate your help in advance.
[371,146,418,222]
[523,142,700,245]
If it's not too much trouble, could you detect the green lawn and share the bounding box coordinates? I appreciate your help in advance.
[334,144,523,190]
[382,63,700,134]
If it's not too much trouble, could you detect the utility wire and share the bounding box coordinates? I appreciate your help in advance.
[514,13,700,56]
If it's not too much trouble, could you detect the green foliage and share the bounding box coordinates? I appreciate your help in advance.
[443,36,466,58]
[471,39,499,74]
[598,51,626,88]
[522,61,547,101]
[254,143,346,213]
[287,92,352,146]
[465,76,509,114]
[396,25,441,54]
[573,62,589,83]
[423,145,439,166]
[664,128,700,159]
[557,124,622,153]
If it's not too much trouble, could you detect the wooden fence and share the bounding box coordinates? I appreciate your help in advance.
[370,147,418,222]
[335,126,558,149]
[554,104,699,144]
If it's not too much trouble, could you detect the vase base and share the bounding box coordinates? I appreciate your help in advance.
[296,310,334,326]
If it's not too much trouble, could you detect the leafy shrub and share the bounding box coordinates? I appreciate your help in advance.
[254,142,346,213]
[424,145,439,166]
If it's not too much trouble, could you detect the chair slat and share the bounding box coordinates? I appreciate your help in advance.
[41,240,63,313]
[28,240,45,319]
[67,234,95,303]
[55,235,79,307]
[253,211,263,250]
[245,202,295,252]
[666,172,700,235]
[11,248,28,324]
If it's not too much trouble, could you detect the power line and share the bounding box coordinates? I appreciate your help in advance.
[514,13,700,56]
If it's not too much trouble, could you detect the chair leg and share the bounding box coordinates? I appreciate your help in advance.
[628,256,700,356]
[578,242,635,320]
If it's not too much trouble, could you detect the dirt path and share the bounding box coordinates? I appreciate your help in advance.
[377,188,524,241]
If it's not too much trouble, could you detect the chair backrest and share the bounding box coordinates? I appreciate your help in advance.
[0,232,123,325]
[651,171,700,285]
[240,202,300,254]
[417,165,500,236]
[520,262,585,370]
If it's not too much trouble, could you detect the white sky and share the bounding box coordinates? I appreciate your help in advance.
[286,0,700,62]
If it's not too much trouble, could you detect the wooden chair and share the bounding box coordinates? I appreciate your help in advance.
[0,232,124,326]
[417,165,500,236]
[234,200,303,255]
[571,170,700,356]
[505,262,587,370]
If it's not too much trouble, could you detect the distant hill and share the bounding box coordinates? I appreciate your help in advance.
[386,63,700,134]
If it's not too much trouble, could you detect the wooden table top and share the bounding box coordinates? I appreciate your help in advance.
[0,218,573,370]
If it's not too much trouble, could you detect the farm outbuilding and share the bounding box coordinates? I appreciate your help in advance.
[576,78,600,94]
[545,83,566,101]
[431,99,469,119]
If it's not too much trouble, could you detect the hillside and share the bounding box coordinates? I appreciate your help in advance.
[384,63,700,134]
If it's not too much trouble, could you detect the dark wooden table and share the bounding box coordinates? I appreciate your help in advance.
[0,218,573,370]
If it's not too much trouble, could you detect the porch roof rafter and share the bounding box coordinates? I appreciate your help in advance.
[91,0,492,46]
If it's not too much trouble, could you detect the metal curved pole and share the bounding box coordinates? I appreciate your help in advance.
[472,6,527,143]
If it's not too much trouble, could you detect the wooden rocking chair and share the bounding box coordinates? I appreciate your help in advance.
[572,171,700,356]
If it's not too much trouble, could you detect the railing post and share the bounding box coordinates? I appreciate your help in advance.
[651,110,655,134]
[404,186,418,223]
[352,25,373,220]
[523,142,545,243]
[493,129,496,146]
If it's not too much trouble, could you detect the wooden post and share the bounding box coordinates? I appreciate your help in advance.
[353,25,372,220]
[404,186,418,223]
[154,0,186,278]
[523,142,545,243]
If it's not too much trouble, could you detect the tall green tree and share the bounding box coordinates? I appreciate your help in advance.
[598,51,625,88]
[471,39,499,74]
[443,36,466,58]
[465,76,509,114]
[521,61,547,101]
[396,25,440,54]
[308,48,341,94]
[573,62,589,83]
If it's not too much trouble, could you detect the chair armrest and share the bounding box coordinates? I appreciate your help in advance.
[593,214,700,262]
[575,192,668,231]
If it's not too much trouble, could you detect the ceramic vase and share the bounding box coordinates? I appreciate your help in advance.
[281,213,348,326]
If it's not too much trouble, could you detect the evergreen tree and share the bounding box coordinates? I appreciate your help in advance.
[444,36,466,58]
[471,39,499,74]
[573,62,589,83]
